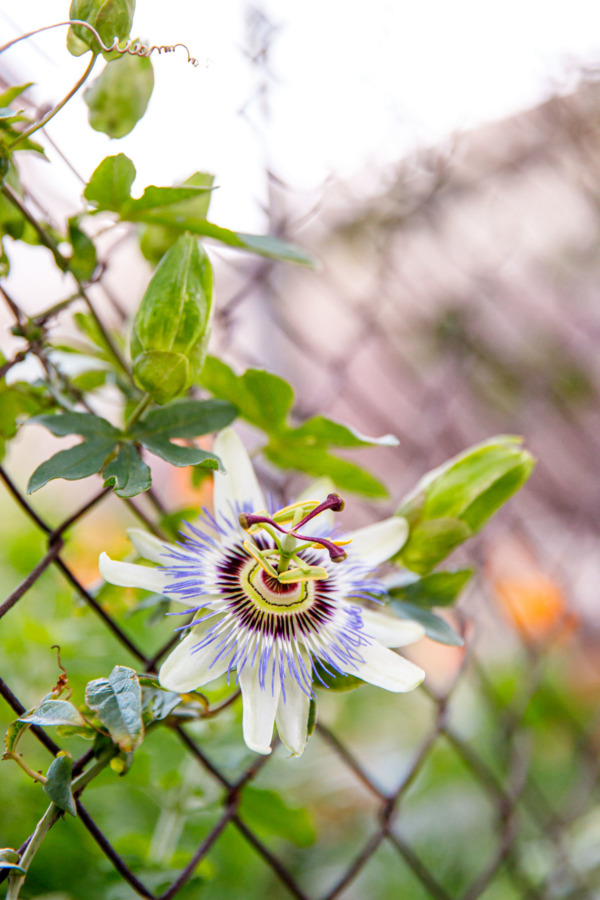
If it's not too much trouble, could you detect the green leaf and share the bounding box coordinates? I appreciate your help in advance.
[125,182,215,217]
[67,0,135,57]
[239,787,316,847]
[201,357,293,432]
[400,436,534,523]
[134,216,315,266]
[387,569,473,608]
[30,411,119,439]
[0,378,53,461]
[395,436,535,573]
[26,412,119,493]
[84,153,136,212]
[139,172,215,264]
[290,416,398,448]
[139,436,221,469]
[44,753,77,817]
[19,700,87,727]
[103,443,152,497]
[56,723,97,740]
[131,399,237,441]
[389,601,464,646]
[395,518,472,576]
[0,848,25,875]
[27,438,117,493]
[73,311,123,362]
[85,666,144,752]
[0,83,34,106]
[70,369,107,393]
[131,234,214,402]
[264,441,388,499]
[68,218,97,281]
[4,719,30,754]
[232,232,315,267]
[158,505,200,540]
[202,357,389,497]
[85,53,154,138]
[141,686,182,725]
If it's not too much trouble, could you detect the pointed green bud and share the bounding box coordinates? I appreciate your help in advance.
[393,435,535,575]
[130,233,213,404]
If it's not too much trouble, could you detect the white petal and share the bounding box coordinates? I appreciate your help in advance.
[99,552,170,593]
[347,516,409,568]
[127,528,175,564]
[213,428,265,517]
[239,664,280,755]
[294,477,336,531]
[360,607,425,648]
[352,640,424,692]
[159,625,229,692]
[275,668,311,757]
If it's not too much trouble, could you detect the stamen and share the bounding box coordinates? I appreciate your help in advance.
[294,493,345,530]
[239,494,348,563]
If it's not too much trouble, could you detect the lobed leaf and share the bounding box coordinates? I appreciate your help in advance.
[27,437,118,493]
[139,435,222,469]
[30,412,119,439]
[131,398,237,441]
[103,443,152,497]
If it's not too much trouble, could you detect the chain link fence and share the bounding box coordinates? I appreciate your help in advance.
[2,8,600,899]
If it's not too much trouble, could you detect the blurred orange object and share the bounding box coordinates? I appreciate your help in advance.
[488,537,574,641]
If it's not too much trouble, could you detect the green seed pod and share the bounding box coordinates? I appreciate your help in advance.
[130,233,213,404]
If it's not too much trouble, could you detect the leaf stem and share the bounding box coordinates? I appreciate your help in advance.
[9,53,98,149]
[125,394,151,431]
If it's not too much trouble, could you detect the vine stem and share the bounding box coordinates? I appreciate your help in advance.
[9,52,98,149]
[4,747,117,900]
[5,802,57,900]
[0,183,132,380]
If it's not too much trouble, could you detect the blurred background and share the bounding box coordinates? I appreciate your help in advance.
[2,2,600,898]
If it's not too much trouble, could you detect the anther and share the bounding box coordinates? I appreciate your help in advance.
[295,493,345,529]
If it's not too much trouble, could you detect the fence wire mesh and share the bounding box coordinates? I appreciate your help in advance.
[2,7,600,900]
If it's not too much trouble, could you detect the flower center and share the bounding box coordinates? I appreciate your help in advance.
[240,558,314,613]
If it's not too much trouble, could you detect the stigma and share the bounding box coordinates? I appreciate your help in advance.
[238,493,350,584]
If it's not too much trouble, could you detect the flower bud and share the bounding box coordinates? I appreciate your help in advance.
[130,233,213,404]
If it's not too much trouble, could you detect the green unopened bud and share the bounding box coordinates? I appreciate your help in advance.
[394,435,535,575]
[130,233,213,404]
[67,0,135,57]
